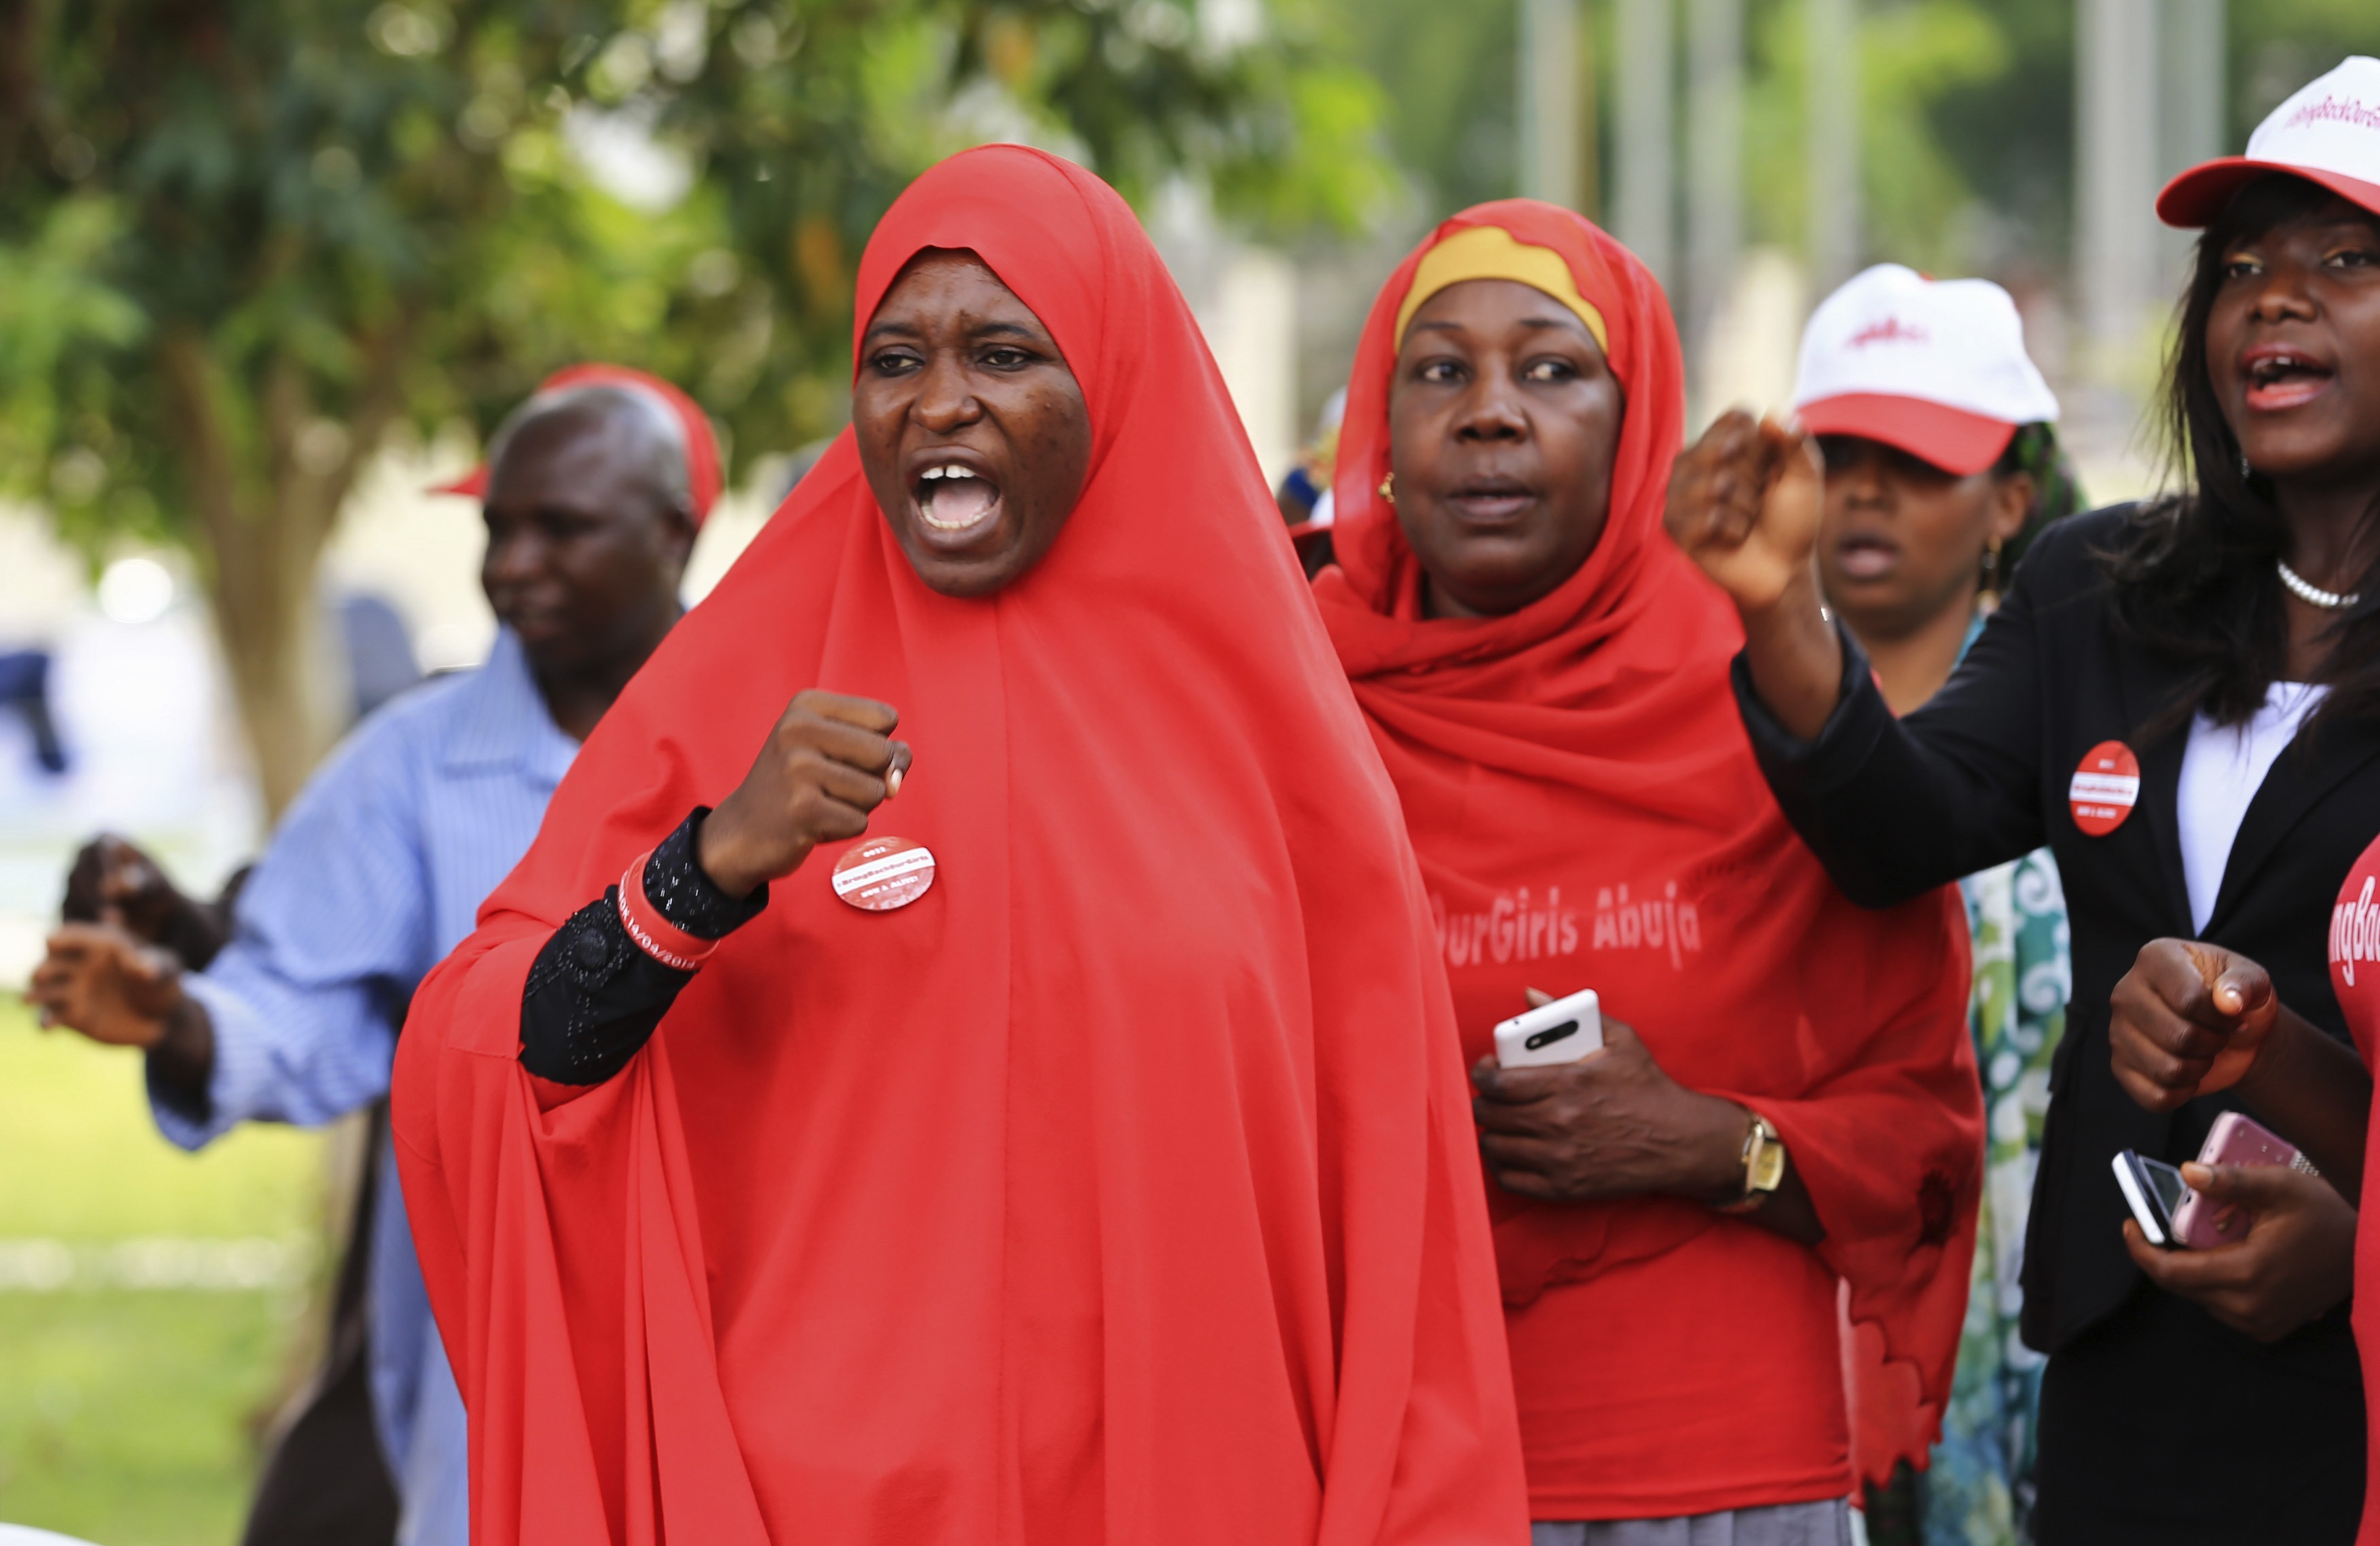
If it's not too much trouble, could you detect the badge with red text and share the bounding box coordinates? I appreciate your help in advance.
[832,836,937,912]
[2068,740,2141,837]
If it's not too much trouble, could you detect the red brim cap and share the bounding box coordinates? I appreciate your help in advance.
[2156,159,2380,228]
[1795,393,2019,477]
[420,364,721,525]
[426,466,489,499]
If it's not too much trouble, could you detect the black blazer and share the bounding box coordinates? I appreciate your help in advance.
[1735,504,2380,1354]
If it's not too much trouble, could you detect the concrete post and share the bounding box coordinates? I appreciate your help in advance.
[2162,0,2227,178]
[1806,0,1860,294]
[1518,0,1584,211]
[1685,0,1744,352]
[1612,0,1675,288]
[2075,0,2161,377]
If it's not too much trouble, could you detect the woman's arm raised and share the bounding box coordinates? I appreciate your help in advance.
[517,691,914,1091]
[1665,411,1843,740]
[1667,411,2054,903]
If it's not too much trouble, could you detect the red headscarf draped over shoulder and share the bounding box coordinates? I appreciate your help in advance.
[393,148,1526,1546]
[1312,201,1982,1505]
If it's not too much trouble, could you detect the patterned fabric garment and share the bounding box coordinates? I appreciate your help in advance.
[1918,625,2073,1546]
[1531,1500,1853,1546]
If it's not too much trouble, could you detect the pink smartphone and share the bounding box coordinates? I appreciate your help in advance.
[2169,1112,2307,1249]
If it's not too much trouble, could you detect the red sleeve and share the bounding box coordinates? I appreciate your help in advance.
[1709,884,1982,1487]
[396,927,773,1545]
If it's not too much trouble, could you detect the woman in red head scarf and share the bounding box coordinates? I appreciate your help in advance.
[392,146,1527,1545]
[1308,202,1983,1538]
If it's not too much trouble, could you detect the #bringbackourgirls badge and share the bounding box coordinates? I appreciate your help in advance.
[2069,740,2141,837]
[832,836,937,912]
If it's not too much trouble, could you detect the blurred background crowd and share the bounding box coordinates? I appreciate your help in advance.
[3,1,2380,1541]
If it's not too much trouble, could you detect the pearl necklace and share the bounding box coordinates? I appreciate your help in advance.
[2277,557,2362,611]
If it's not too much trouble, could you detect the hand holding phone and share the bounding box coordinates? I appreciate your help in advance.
[2170,1112,2312,1248]
[2113,1113,2311,1250]
[2120,1158,2358,1342]
[1493,988,1602,1069]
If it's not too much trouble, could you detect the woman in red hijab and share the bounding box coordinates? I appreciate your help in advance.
[390,146,1527,1545]
[1308,203,1983,1541]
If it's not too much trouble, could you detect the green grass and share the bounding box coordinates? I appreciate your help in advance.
[0,1294,301,1545]
[0,1001,329,1545]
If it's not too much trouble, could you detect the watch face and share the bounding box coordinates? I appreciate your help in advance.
[1750,1142,1787,1193]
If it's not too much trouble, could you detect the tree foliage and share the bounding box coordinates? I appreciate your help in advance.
[1325,0,2380,288]
[0,0,1389,811]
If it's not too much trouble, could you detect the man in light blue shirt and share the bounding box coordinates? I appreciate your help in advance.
[31,371,715,1545]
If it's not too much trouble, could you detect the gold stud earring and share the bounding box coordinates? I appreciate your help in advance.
[1378,473,1395,504]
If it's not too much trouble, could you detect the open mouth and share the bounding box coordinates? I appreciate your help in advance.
[2242,345,2336,412]
[1832,532,1899,582]
[911,461,1004,543]
[1445,475,1535,523]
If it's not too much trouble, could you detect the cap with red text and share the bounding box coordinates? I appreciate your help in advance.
[2160,56,2380,229]
[1790,264,2060,477]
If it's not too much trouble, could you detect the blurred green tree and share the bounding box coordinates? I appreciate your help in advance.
[1313,0,1515,214]
[0,0,1387,812]
[1325,0,2380,301]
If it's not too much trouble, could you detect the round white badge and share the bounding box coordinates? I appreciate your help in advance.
[832,836,937,912]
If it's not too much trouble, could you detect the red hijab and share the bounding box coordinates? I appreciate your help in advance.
[434,362,725,523]
[1312,201,1982,1498]
[394,148,1526,1546]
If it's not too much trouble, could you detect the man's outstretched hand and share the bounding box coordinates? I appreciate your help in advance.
[27,922,187,1048]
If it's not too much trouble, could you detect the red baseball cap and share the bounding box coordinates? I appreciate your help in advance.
[1790,265,2059,477]
[1795,395,2023,479]
[430,364,724,526]
[2158,56,2380,229]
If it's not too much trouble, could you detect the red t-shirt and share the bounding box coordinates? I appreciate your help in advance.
[1431,866,1962,1518]
[2326,832,2380,1544]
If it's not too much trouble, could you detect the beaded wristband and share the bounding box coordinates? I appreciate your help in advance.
[615,849,719,973]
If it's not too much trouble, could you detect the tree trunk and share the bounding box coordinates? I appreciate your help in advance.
[156,325,408,819]
[204,485,343,823]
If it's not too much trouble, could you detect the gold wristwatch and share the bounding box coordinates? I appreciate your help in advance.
[1718,1112,1786,1214]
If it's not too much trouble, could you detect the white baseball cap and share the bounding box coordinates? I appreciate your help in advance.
[2159,56,2380,228]
[1790,264,2060,477]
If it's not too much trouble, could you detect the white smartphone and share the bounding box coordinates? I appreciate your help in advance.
[1493,989,1603,1069]
[2111,1149,2189,1248]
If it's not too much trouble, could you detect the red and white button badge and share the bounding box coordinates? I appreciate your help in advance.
[832,836,937,912]
[2069,740,2141,837]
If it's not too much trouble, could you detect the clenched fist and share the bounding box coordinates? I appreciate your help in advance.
[696,691,915,899]
[1664,410,1825,615]
[2109,939,2278,1114]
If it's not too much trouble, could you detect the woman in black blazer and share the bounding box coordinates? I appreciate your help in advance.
[1664,152,2380,1541]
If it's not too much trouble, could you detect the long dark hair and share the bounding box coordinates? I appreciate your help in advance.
[2101,174,2380,735]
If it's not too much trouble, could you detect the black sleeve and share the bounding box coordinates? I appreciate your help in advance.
[1735,539,2058,909]
[517,808,767,1085]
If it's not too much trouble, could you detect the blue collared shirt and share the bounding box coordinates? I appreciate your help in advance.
[154,629,574,1546]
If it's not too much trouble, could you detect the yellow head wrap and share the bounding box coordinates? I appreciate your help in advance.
[1392,224,1610,354]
